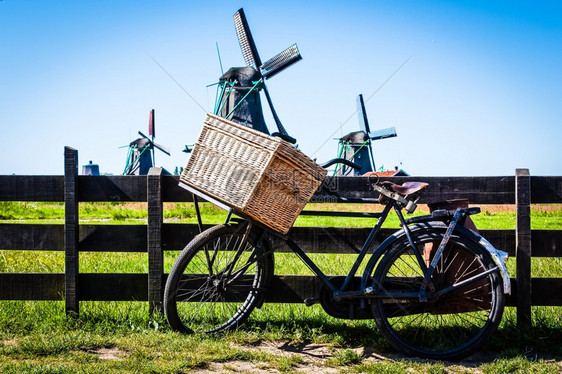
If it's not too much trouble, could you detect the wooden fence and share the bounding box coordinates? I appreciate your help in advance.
[1,146,561,327]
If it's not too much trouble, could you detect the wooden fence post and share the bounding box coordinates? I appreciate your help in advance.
[516,168,532,327]
[64,147,79,316]
[147,167,164,314]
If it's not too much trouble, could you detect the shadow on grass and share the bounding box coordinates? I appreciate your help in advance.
[236,305,562,365]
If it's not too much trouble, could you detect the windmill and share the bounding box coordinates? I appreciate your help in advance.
[335,94,397,176]
[213,8,302,143]
[123,109,171,175]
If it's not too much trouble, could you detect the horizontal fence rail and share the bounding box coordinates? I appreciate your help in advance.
[0,147,561,326]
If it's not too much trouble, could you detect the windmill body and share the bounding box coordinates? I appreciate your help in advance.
[337,131,373,176]
[122,109,170,175]
[335,94,398,176]
[217,67,269,134]
[212,9,301,143]
[125,137,154,175]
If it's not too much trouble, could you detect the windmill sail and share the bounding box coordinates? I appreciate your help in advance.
[369,127,396,141]
[357,94,371,135]
[234,8,262,68]
[148,109,155,137]
[261,44,302,79]
[122,111,170,175]
[227,8,300,143]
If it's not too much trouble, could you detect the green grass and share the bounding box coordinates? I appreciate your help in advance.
[1,201,561,372]
[2,201,562,229]
[327,348,364,366]
[0,300,561,373]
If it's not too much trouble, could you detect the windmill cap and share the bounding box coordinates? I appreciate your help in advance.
[220,67,261,87]
[341,131,369,143]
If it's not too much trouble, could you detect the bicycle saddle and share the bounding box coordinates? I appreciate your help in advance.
[380,181,429,196]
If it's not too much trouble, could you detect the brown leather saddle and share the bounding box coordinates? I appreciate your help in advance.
[380,181,429,197]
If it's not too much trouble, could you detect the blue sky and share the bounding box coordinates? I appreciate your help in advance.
[1,0,560,176]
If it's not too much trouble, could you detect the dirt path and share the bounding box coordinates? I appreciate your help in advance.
[192,341,562,373]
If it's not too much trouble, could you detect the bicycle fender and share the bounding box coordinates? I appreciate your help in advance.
[454,225,511,295]
[360,222,511,295]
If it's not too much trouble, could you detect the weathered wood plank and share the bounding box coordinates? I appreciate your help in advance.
[273,226,390,254]
[1,273,559,307]
[0,174,533,206]
[77,176,147,202]
[2,223,548,260]
[532,230,562,257]
[159,175,517,204]
[78,273,148,301]
[0,175,64,202]
[147,168,164,313]
[65,147,80,315]
[0,224,63,251]
[531,176,562,204]
[75,274,315,303]
[532,278,562,306]
[9,223,549,260]
[0,273,65,300]
[162,224,397,253]
[480,229,516,256]
[505,286,516,307]
[265,276,525,306]
[267,276,525,307]
[162,223,213,251]
[161,223,519,256]
[79,225,146,252]
[162,175,194,202]
[499,278,555,308]
[516,168,532,327]
[266,275,323,303]
[417,176,516,205]
[316,176,516,204]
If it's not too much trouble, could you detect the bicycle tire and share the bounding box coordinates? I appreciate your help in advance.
[164,224,274,334]
[371,228,504,361]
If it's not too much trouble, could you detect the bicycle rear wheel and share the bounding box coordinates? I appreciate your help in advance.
[371,229,504,360]
[164,224,273,334]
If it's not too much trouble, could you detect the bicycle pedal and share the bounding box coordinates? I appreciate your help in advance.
[304,297,319,306]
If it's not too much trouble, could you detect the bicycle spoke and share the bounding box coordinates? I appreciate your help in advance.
[164,224,273,334]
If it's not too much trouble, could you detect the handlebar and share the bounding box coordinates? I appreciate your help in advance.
[271,132,297,144]
[319,158,362,171]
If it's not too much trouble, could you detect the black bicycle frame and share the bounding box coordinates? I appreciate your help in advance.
[272,203,481,303]
[184,181,475,303]
[275,199,432,301]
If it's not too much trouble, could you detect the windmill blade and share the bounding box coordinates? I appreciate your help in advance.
[148,109,155,137]
[138,131,150,139]
[369,127,397,141]
[138,131,170,155]
[234,8,262,68]
[261,44,302,79]
[356,94,371,135]
[153,142,171,156]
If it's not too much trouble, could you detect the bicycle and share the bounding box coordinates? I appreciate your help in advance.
[163,155,510,361]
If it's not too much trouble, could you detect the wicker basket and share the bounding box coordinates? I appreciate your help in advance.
[180,114,327,234]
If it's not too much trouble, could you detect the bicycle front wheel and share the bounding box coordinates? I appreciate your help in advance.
[371,228,504,360]
[164,224,274,334]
